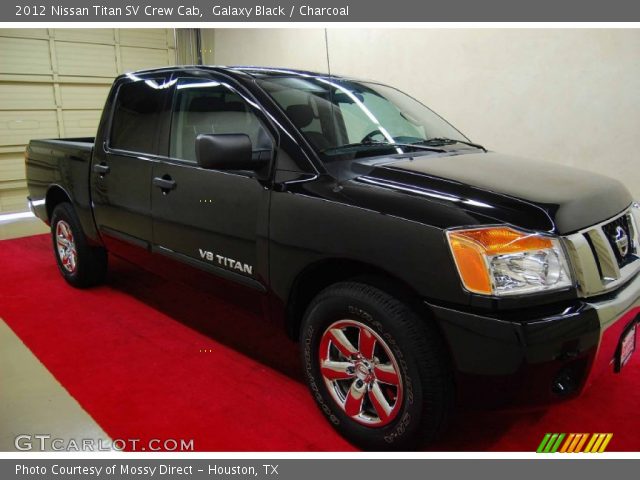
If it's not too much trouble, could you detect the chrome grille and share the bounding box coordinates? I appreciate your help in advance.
[601,213,635,267]
[563,205,640,297]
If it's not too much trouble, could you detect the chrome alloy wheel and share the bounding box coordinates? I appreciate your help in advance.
[55,220,77,274]
[319,319,403,427]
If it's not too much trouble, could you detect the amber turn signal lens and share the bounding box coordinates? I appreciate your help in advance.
[447,227,555,295]
[447,234,492,294]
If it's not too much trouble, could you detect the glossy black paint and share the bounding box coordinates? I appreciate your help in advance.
[90,71,174,257]
[195,134,255,170]
[375,152,632,234]
[430,299,601,405]
[25,66,636,408]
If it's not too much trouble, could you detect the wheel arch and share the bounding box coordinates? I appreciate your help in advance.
[285,258,439,342]
[45,185,73,223]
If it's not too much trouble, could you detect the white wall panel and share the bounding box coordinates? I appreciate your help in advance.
[56,42,118,77]
[0,29,48,39]
[0,111,58,146]
[0,188,29,213]
[0,28,176,212]
[0,37,51,75]
[0,153,26,182]
[59,84,111,110]
[61,111,103,137]
[120,29,171,49]
[121,46,171,72]
[53,29,115,44]
[0,83,55,110]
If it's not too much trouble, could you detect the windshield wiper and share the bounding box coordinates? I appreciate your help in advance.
[321,140,446,154]
[418,137,487,152]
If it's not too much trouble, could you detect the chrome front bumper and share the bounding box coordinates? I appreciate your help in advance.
[585,272,640,385]
[562,204,640,386]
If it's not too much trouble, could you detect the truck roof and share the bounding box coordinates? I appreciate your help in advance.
[122,65,356,81]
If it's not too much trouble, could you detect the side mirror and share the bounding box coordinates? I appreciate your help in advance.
[196,133,264,171]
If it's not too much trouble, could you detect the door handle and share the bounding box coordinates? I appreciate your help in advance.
[93,163,110,176]
[153,176,177,194]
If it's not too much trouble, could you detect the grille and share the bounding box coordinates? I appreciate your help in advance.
[563,206,640,297]
[602,214,636,267]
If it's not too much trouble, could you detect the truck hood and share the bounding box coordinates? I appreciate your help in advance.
[347,151,633,234]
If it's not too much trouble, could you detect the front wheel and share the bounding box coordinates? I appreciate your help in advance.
[50,202,107,288]
[300,282,453,450]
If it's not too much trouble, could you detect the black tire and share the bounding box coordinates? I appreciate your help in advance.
[50,202,107,288]
[300,281,453,450]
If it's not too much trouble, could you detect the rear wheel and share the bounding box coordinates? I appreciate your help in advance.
[50,202,107,288]
[300,281,453,450]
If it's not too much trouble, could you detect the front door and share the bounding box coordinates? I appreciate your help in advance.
[151,76,275,295]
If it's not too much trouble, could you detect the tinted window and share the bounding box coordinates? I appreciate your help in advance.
[259,76,467,161]
[169,78,271,163]
[110,79,166,154]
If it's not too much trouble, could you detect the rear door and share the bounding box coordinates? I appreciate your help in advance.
[90,74,172,254]
[150,75,275,292]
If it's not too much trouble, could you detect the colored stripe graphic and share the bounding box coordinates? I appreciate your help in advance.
[584,434,598,452]
[544,433,558,453]
[568,433,585,453]
[597,434,613,453]
[536,433,551,453]
[549,433,565,453]
[537,433,565,453]
[585,433,614,453]
[592,433,606,452]
[559,433,575,453]
[537,433,613,453]
[575,433,589,452]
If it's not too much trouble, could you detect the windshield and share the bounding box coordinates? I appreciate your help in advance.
[257,76,469,162]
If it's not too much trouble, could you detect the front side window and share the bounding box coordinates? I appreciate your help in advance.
[110,79,166,154]
[258,76,468,162]
[169,78,272,163]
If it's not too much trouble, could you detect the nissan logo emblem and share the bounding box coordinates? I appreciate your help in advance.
[614,225,630,258]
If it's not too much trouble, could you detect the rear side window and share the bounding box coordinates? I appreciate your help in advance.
[169,78,272,163]
[110,79,166,154]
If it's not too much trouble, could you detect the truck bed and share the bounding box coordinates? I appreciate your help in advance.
[29,137,95,153]
[25,137,96,225]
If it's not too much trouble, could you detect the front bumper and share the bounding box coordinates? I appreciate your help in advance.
[427,272,640,407]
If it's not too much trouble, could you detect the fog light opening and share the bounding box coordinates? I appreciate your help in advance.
[552,365,582,396]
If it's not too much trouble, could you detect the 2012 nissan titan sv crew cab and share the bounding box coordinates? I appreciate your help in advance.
[25,66,639,450]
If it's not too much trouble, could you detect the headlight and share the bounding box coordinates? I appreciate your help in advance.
[446,226,573,296]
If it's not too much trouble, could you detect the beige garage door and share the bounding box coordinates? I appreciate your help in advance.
[0,28,176,213]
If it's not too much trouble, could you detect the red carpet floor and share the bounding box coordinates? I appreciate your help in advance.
[1,234,638,451]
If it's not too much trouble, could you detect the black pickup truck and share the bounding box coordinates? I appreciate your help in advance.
[26,66,640,449]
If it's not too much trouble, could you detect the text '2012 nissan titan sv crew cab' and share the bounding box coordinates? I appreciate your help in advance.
[26,66,640,450]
